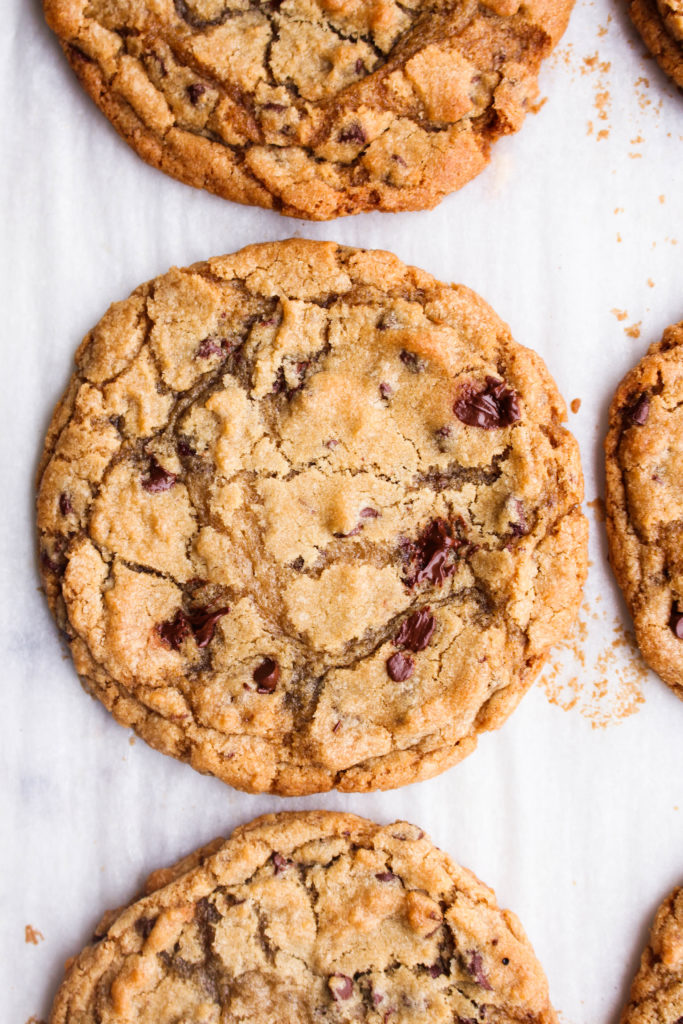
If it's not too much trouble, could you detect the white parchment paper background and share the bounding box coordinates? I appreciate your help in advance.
[3,1,683,1021]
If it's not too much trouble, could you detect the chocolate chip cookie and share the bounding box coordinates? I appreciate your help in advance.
[620,887,683,1024]
[43,0,574,219]
[48,810,559,1024]
[37,239,587,794]
[605,320,683,700]
[626,0,683,89]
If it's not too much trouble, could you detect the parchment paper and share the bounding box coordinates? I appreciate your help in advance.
[3,2,683,1021]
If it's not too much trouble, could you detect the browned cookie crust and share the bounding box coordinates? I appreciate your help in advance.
[605,321,683,701]
[627,0,683,90]
[49,810,559,1024]
[620,887,683,1024]
[36,239,587,795]
[43,0,574,219]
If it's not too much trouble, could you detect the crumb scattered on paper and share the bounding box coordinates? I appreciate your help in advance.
[571,398,581,413]
[25,925,44,946]
[540,603,647,729]
[612,308,628,321]
[625,322,642,339]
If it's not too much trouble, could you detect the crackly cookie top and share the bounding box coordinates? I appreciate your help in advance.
[43,0,573,219]
[48,811,558,1024]
[627,0,683,89]
[605,321,683,701]
[37,239,586,795]
[620,887,683,1024]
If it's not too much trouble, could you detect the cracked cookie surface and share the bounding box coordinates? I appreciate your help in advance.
[43,0,573,219]
[48,810,559,1024]
[605,321,683,700]
[620,887,683,1024]
[627,0,683,89]
[37,239,587,795]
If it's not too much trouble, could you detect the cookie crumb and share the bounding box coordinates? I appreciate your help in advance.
[611,308,628,322]
[25,925,44,945]
[625,322,642,339]
[587,497,605,522]
[570,398,581,413]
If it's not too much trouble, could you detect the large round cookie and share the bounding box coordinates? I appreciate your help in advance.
[620,887,683,1024]
[605,320,683,700]
[49,810,558,1024]
[37,239,587,795]
[43,0,574,219]
[627,0,683,90]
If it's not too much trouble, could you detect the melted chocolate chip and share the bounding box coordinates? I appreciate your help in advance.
[465,950,492,990]
[629,394,650,425]
[379,382,393,399]
[254,657,280,693]
[142,458,177,493]
[509,499,528,537]
[329,974,354,1000]
[188,607,229,648]
[338,123,366,144]
[377,311,400,330]
[429,964,443,978]
[157,610,191,650]
[375,871,397,882]
[670,605,683,639]
[359,507,379,518]
[355,58,365,73]
[386,652,414,681]
[59,493,73,516]
[454,376,521,429]
[405,518,461,588]
[395,608,436,652]
[186,82,207,105]
[157,607,228,650]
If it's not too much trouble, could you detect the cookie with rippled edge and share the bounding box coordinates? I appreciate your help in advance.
[627,0,683,90]
[605,320,683,700]
[49,811,559,1024]
[620,887,683,1024]
[37,239,587,795]
[43,0,574,220]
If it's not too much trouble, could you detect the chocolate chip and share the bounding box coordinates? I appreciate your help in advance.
[196,336,226,358]
[355,58,365,73]
[435,425,451,438]
[338,123,366,144]
[332,720,342,733]
[188,607,229,648]
[359,507,379,518]
[502,957,510,965]
[391,153,407,167]
[400,349,422,372]
[465,950,492,990]
[428,964,443,978]
[454,376,521,429]
[328,974,353,1001]
[134,916,157,940]
[629,394,650,425]
[395,608,436,652]
[254,657,280,693]
[325,439,339,449]
[509,499,528,537]
[142,457,176,493]
[177,439,195,457]
[386,652,414,681]
[59,493,73,516]
[157,609,191,650]
[291,556,305,571]
[406,518,461,587]
[186,82,206,105]
[157,606,228,650]
[670,605,683,638]
[262,102,287,112]
[375,871,397,882]
[379,382,393,399]
[377,311,400,330]
[272,852,289,874]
